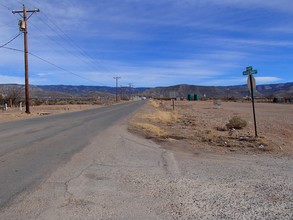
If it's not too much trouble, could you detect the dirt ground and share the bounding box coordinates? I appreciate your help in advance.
[0,104,101,122]
[130,100,293,156]
[2,101,292,156]
[0,101,292,219]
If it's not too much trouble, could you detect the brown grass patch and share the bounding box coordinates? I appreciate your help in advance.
[131,122,169,138]
[140,110,180,124]
[149,100,160,108]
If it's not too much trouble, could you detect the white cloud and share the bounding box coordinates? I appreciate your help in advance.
[0,74,23,84]
[255,77,282,84]
[0,0,292,87]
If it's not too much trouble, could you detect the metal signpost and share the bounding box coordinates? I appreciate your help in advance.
[243,66,258,137]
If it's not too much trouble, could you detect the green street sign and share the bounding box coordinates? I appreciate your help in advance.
[243,68,257,75]
[246,66,252,71]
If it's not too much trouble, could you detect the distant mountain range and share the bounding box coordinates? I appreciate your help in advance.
[36,85,148,96]
[141,82,293,99]
[0,82,292,99]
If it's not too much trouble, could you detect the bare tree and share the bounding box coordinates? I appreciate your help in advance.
[0,85,24,107]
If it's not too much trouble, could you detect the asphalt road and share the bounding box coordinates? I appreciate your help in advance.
[0,101,144,208]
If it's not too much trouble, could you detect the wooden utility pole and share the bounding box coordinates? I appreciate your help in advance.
[12,5,40,114]
[113,77,121,102]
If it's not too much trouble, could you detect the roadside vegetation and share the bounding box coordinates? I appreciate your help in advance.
[129,99,286,155]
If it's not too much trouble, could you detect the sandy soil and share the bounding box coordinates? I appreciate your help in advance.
[130,100,293,156]
[0,105,101,122]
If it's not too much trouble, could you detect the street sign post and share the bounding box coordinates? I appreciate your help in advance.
[243,66,258,137]
[247,74,256,91]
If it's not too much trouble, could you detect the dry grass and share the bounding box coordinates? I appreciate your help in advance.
[131,122,169,138]
[149,100,160,108]
[130,100,293,155]
[140,110,180,124]
[226,116,247,129]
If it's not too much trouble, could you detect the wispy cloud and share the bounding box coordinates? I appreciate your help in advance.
[0,0,292,87]
[255,77,282,84]
[0,74,23,84]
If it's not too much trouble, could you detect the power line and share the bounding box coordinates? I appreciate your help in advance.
[32,5,118,76]
[28,21,101,74]
[22,9,117,83]
[0,33,22,48]
[38,13,116,75]
[15,3,103,78]
[28,52,106,85]
[15,0,24,5]
[1,46,106,86]
[0,2,22,20]
[4,2,118,87]
[19,1,120,80]
[1,46,23,52]
[0,2,12,10]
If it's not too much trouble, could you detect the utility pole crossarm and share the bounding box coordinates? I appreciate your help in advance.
[12,9,40,14]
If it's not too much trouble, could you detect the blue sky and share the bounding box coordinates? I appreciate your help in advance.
[0,0,293,87]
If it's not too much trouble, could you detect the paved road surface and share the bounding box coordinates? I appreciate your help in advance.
[0,101,144,207]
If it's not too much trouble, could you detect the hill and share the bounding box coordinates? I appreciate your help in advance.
[1,83,292,101]
[141,82,293,99]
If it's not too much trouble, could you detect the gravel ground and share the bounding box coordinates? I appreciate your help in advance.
[0,118,292,219]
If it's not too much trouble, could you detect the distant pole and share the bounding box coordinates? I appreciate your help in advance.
[12,5,40,114]
[129,83,133,100]
[113,77,121,102]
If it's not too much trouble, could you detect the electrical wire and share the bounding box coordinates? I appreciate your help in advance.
[1,46,22,52]
[0,2,12,10]
[28,52,106,85]
[0,33,22,48]
[1,1,116,86]
[36,13,115,75]
[1,46,106,85]
[28,21,100,74]
[25,1,117,77]
[16,0,24,5]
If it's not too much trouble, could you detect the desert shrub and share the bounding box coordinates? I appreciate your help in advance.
[226,116,247,129]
